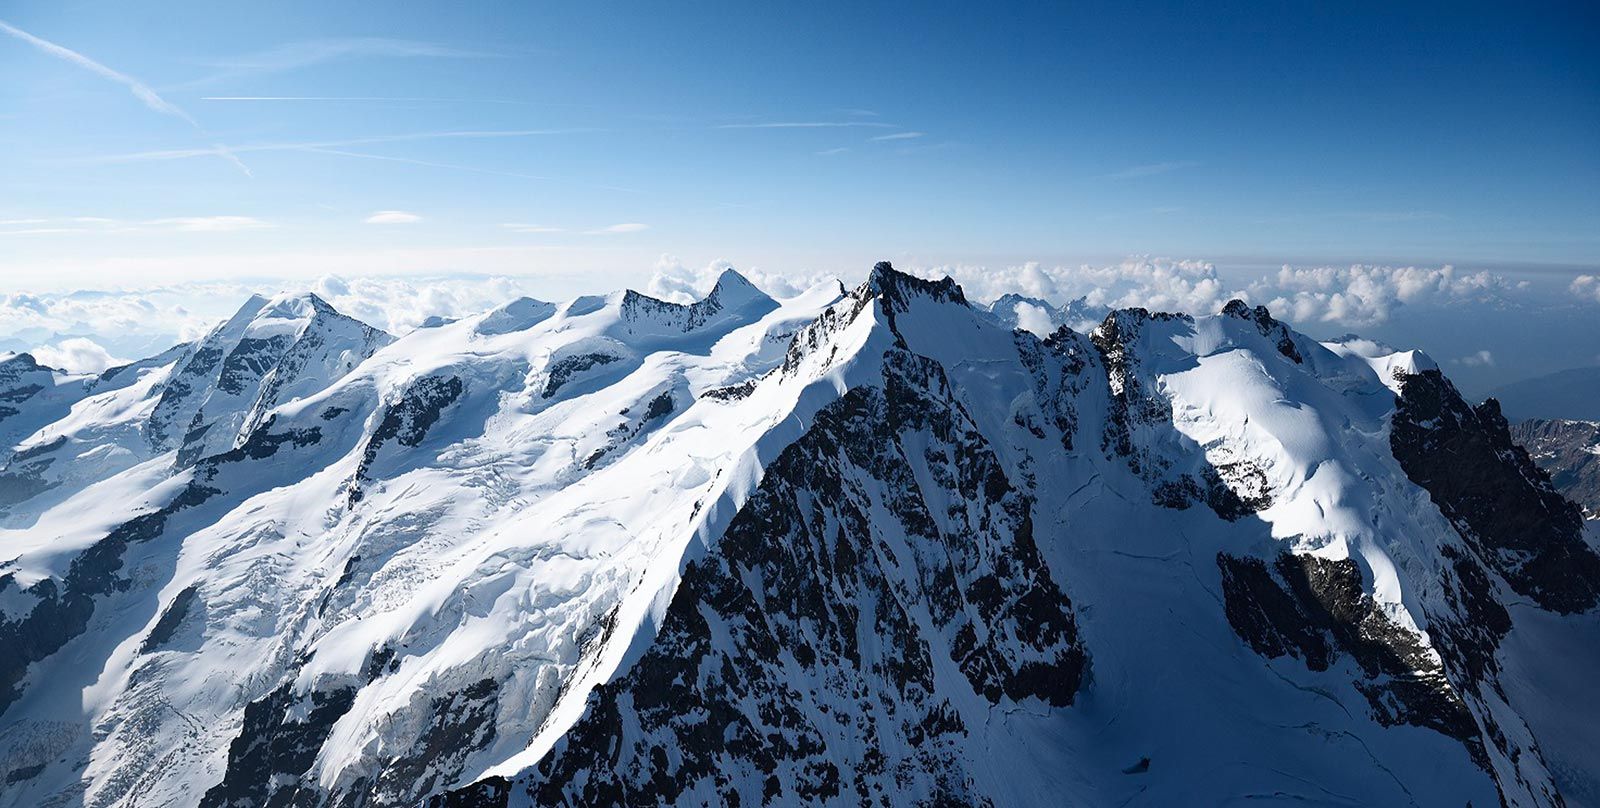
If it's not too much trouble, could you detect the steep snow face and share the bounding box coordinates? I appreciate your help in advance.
[155,292,394,466]
[0,353,95,456]
[0,273,859,807]
[520,345,1085,807]
[2,264,1596,808]
[0,292,390,537]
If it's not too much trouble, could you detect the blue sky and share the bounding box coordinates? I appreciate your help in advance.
[2,0,1597,290]
[2,1,1599,396]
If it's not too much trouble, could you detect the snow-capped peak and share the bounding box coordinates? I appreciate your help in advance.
[243,291,338,339]
[619,268,778,335]
[705,267,770,308]
[862,260,967,313]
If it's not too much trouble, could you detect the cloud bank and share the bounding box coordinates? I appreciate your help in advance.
[27,337,127,374]
[3,257,1586,382]
[1571,275,1600,305]
[1253,264,1512,327]
[640,256,1554,336]
[910,258,1239,316]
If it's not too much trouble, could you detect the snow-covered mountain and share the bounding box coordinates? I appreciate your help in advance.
[0,292,391,525]
[2,264,1597,807]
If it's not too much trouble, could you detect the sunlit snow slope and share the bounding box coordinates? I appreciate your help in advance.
[2,264,1597,808]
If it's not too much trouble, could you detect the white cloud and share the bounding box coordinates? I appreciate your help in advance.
[364,210,422,225]
[94,129,592,165]
[646,256,713,304]
[1571,275,1600,304]
[1011,301,1055,337]
[0,285,244,354]
[308,274,534,333]
[815,147,850,156]
[185,38,495,88]
[586,222,648,234]
[217,38,493,70]
[888,258,1535,330]
[500,223,564,233]
[910,258,1240,316]
[1453,350,1495,367]
[1254,264,1510,327]
[869,131,925,141]
[29,337,125,373]
[202,96,467,102]
[4,255,1567,374]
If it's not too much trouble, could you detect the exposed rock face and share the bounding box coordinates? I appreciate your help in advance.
[0,354,51,426]
[1390,370,1600,613]
[0,412,329,717]
[0,354,91,452]
[146,294,390,468]
[1218,552,1486,764]
[199,680,359,808]
[458,338,1084,808]
[864,260,968,315]
[619,269,778,333]
[0,480,218,715]
[348,374,464,504]
[540,352,620,399]
[0,436,63,507]
[1090,307,1272,521]
[1220,298,1303,363]
[1510,418,1600,518]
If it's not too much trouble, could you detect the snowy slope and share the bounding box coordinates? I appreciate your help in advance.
[0,352,96,458]
[0,292,391,532]
[2,264,1597,807]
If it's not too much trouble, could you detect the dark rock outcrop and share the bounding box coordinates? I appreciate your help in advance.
[1510,418,1600,518]
[199,680,359,808]
[1218,552,1483,761]
[447,342,1085,807]
[1390,371,1600,613]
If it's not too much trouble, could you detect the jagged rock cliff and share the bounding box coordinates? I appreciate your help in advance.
[1511,418,1600,519]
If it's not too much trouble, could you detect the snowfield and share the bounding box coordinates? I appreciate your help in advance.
[1,264,1596,807]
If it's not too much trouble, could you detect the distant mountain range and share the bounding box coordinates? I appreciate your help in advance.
[1490,365,1600,421]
